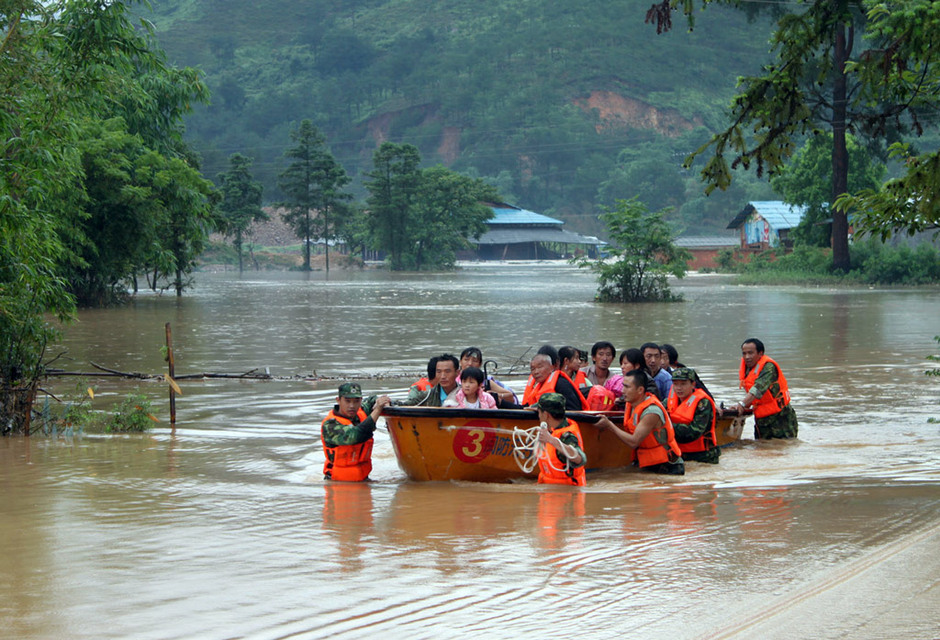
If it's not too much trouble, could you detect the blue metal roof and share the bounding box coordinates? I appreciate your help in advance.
[488,204,564,226]
[748,201,806,231]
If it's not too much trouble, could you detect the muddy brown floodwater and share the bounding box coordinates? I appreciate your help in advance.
[1,264,938,639]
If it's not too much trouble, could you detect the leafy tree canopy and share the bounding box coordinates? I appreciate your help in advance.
[772,132,885,247]
[576,198,690,302]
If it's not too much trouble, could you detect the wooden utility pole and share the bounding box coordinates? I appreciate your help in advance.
[165,322,176,425]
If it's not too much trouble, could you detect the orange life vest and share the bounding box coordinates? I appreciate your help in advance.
[522,370,588,409]
[321,408,373,482]
[739,355,791,419]
[573,370,588,389]
[412,377,432,392]
[666,387,717,454]
[624,393,682,468]
[586,385,616,411]
[537,420,587,486]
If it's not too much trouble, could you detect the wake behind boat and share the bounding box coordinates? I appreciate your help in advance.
[382,406,745,482]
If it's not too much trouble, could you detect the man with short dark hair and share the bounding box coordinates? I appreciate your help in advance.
[641,342,672,401]
[405,354,460,406]
[582,341,616,387]
[667,368,720,463]
[595,370,684,475]
[733,338,798,439]
[321,382,391,482]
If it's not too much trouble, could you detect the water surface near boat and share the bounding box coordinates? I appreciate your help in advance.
[2,264,938,639]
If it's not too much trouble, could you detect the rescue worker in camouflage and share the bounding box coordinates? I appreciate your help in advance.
[667,367,720,464]
[321,382,391,481]
[535,393,587,486]
[733,338,798,439]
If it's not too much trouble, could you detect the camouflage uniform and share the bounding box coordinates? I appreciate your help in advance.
[321,392,379,448]
[747,361,799,439]
[403,383,456,407]
[672,397,720,464]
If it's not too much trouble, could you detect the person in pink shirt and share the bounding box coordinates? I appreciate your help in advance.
[446,366,497,409]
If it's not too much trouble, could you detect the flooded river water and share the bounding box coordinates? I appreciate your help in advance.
[2,263,939,639]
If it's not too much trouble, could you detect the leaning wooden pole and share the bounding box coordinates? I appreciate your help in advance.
[165,322,176,425]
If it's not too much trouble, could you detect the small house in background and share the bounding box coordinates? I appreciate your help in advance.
[727,201,807,251]
[675,235,740,270]
[470,202,605,260]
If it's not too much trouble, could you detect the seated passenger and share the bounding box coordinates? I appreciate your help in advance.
[405,354,460,406]
[522,353,586,411]
[559,346,591,393]
[610,348,658,401]
[581,341,616,387]
[666,368,720,464]
[641,342,672,401]
[445,366,497,409]
[458,346,517,406]
[410,356,439,394]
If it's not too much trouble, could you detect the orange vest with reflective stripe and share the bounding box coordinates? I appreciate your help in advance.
[523,370,588,409]
[538,420,587,486]
[739,355,791,419]
[624,393,682,468]
[321,408,373,482]
[573,370,588,388]
[666,387,717,454]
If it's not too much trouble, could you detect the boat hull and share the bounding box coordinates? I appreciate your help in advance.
[383,407,745,482]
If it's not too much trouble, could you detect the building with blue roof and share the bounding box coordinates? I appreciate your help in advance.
[471,202,604,260]
[727,201,807,250]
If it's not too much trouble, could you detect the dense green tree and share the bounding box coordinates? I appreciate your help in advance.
[364,142,422,271]
[576,198,690,302]
[2,0,197,433]
[218,153,266,273]
[411,167,498,270]
[648,0,939,271]
[772,133,885,247]
[834,0,940,239]
[277,120,352,271]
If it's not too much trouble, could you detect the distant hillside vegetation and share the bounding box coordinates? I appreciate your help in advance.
[144,0,781,235]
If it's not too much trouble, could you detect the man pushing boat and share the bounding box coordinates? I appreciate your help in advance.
[321,382,391,482]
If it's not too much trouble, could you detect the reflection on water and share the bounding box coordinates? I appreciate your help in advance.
[2,265,939,639]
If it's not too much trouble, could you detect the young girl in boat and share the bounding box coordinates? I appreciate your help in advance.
[446,366,497,409]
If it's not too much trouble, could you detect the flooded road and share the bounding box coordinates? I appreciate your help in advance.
[2,264,939,639]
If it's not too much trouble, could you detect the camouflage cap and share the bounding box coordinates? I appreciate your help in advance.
[338,382,363,398]
[671,367,697,381]
[536,392,566,414]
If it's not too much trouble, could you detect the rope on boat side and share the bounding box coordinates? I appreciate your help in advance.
[511,423,571,475]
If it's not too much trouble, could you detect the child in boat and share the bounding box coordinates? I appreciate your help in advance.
[446,366,497,409]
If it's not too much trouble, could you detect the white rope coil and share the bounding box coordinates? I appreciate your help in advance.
[511,422,571,475]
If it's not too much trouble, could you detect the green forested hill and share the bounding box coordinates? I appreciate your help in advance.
[142,0,782,234]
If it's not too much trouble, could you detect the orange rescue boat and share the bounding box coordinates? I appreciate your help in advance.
[382,406,745,482]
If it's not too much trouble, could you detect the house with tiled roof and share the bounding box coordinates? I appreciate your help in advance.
[471,202,604,260]
[727,201,807,250]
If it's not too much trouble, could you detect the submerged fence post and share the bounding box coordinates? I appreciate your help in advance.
[165,322,176,425]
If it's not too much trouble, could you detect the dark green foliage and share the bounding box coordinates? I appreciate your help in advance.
[576,198,690,302]
[277,120,352,271]
[218,153,266,272]
[364,142,422,270]
[771,133,885,248]
[141,0,787,234]
[364,143,498,270]
[729,241,940,285]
